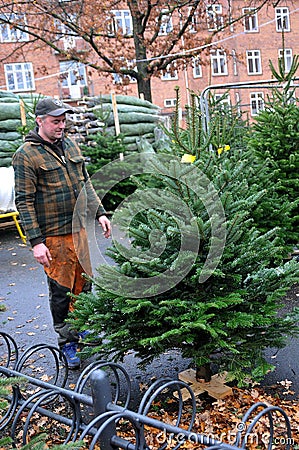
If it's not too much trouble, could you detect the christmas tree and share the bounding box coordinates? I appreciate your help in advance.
[247,55,299,243]
[80,113,136,212]
[72,90,299,386]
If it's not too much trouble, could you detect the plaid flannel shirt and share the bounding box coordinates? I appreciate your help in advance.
[13,136,105,242]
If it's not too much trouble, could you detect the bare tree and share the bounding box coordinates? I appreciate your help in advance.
[0,0,272,101]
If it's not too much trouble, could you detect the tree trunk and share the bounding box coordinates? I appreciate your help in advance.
[137,75,152,103]
[129,0,153,103]
[196,363,212,382]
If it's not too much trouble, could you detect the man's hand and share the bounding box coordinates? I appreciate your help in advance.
[98,215,111,239]
[33,242,52,267]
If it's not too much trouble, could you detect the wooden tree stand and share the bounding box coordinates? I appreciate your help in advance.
[178,368,233,400]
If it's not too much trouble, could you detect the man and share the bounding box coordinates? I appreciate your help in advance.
[13,97,111,369]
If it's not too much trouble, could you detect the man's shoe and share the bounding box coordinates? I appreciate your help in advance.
[78,330,99,347]
[61,342,81,369]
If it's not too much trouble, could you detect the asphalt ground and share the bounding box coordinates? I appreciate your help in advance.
[0,225,192,408]
[1,224,299,407]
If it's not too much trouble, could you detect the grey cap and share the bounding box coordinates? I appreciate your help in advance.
[35,97,73,117]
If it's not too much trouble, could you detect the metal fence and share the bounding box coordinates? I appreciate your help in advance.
[0,332,293,449]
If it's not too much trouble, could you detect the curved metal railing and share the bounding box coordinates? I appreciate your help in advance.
[0,332,293,449]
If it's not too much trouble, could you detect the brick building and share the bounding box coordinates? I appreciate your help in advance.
[0,1,298,117]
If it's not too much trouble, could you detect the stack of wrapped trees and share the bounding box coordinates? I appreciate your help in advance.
[0,91,44,167]
[85,94,163,152]
[0,91,23,167]
[0,92,163,168]
[66,109,105,143]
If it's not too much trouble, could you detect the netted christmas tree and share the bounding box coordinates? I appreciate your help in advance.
[72,89,299,386]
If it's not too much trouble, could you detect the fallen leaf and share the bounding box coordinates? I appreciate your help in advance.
[250,389,260,399]
[41,374,53,382]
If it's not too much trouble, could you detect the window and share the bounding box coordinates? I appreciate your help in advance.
[4,62,34,91]
[211,49,228,76]
[214,93,231,108]
[231,49,238,76]
[192,57,202,78]
[60,61,87,86]
[60,61,87,98]
[113,61,137,84]
[55,19,79,50]
[275,7,290,32]
[0,13,28,42]
[243,8,258,32]
[112,73,124,84]
[279,48,293,72]
[161,65,178,80]
[235,92,241,116]
[246,50,262,74]
[188,7,199,33]
[158,10,173,35]
[110,10,132,36]
[164,98,177,108]
[250,92,264,116]
[206,4,223,31]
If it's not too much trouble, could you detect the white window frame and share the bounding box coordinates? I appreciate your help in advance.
[231,49,238,76]
[206,4,223,31]
[188,7,199,33]
[235,92,241,116]
[113,61,137,85]
[158,9,173,35]
[110,10,133,36]
[112,73,124,84]
[278,48,293,72]
[161,64,178,80]
[164,98,177,108]
[275,7,290,32]
[4,62,35,92]
[214,93,231,108]
[211,49,228,76]
[250,92,264,116]
[59,61,87,93]
[0,13,29,42]
[243,8,258,32]
[192,56,202,78]
[55,16,81,49]
[246,50,262,75]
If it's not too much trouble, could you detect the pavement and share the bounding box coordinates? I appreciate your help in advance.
[0,225,192,408]
[1,224,299,406]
